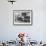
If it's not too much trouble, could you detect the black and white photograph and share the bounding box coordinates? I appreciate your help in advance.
[13,10,32,25]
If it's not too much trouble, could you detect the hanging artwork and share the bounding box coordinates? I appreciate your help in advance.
[13,10,33,25]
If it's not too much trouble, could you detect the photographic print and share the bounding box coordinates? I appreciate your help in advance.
[13,10,32,25]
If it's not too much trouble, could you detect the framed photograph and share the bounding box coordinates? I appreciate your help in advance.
[13,10,33,25]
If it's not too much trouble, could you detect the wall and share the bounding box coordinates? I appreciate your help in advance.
[0,0,46,42]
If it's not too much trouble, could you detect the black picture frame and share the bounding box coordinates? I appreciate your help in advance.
[13,10,33,26]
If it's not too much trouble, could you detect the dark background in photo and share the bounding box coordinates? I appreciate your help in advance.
[15,12,30,23]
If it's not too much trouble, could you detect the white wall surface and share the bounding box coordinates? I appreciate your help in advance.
[0,0,46,42]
